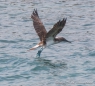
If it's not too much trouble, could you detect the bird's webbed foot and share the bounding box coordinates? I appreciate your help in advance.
[36,47,43,57]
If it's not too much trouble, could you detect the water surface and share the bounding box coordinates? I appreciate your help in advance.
[0,0,95,86]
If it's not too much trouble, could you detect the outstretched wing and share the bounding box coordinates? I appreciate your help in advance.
[31,9,47,41]
[46,18,67,38]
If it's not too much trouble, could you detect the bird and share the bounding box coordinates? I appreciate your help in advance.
[29,9,71,57]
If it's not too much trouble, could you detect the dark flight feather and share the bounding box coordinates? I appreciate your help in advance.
[31,9,47,41]
[46,18,67,38]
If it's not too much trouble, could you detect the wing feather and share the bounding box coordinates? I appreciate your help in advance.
[31,9,47,41]
[46,18,67,38]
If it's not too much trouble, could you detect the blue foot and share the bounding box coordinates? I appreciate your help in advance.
[36,48,43,57]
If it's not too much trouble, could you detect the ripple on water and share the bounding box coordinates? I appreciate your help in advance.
[0,0,95,86]
[89,50,95,56]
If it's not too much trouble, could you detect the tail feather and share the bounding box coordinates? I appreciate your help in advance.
[28,44,40,51]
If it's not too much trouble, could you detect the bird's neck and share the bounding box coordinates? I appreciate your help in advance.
[54,38,61,44]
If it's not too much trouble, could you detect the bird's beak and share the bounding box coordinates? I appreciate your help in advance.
[64,39,71,43]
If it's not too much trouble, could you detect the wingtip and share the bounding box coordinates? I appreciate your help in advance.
[31,9,39,18]
[33,9,38,16]
[57,18,67,26]
[63,18,67,22]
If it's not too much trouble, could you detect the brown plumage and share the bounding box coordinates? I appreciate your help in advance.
[29,9,70,51]
[31,9,47,41]
[46,18,67,38]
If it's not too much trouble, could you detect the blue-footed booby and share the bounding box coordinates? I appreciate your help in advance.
[29,9,71,57]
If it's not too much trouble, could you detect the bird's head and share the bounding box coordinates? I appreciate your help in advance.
[55,37,71,43]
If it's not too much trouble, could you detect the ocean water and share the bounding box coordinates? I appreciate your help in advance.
[0,0,95,86]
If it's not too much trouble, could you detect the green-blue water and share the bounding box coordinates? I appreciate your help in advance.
[0,0,95,86]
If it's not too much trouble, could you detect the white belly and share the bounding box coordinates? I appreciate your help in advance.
[46,40,54,46]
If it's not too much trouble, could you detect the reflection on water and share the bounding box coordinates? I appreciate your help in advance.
[35,57,67,69]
